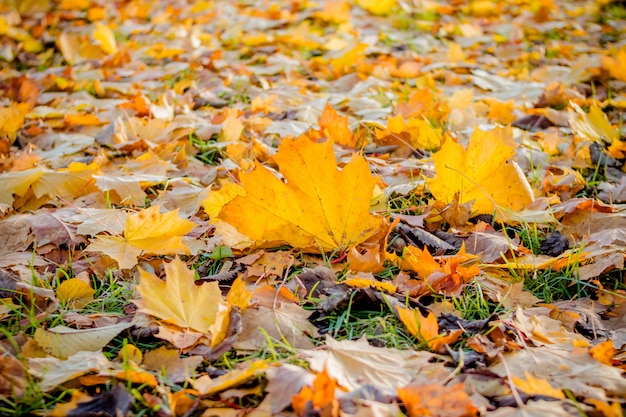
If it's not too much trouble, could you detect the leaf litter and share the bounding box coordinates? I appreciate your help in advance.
[1,0,626,416]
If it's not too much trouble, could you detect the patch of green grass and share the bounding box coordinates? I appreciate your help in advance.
[523,267,596,304]
[451,280,508,320]
[188,133,223,166]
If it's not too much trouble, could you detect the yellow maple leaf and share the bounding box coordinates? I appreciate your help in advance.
[427,126,534,214]
[87,205,196,269]
[512,371,565,399]
[356,0,397,15]
[215,137,381,250]
[93,22,117,55]
[135,257,230,340]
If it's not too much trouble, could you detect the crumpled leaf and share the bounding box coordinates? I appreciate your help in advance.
[427,126,534,214]
[216,136,381,250]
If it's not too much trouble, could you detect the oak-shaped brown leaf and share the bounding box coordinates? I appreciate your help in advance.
[216,136,381,251]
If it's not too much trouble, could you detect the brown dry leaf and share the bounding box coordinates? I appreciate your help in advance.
[141,346,203,383]
[0,355,24,398]
[490,346,626,401]
[134,257,230,345]
[215,136,381,250]
[235,302,318,351]
[28,350,112,392]
[398,382,478,417]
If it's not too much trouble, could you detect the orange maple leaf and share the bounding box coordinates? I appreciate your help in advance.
[292,368,339,417]
[396,307,462,352]
[214,136,381,250]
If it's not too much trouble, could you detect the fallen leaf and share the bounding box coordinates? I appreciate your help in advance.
[303,336,448,390]
[396,307,463,352]
[398,382,478,417]
[427,127,534,214]
[292,368,339,417]
[511,371,565,399]
[34,322,132,359]
[134,257,231,344]
[86,205,196,269]
[56,278,95,309]
[216,136,381,250]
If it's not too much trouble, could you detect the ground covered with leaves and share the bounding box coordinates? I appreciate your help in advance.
[1,0,626,416]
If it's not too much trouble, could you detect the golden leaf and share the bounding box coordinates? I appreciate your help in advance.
[356,0,397,15]
[512,371,565,399]
[93,22,118,55]
[427,126,534,214]
[134,257,231,341]
[216,136,381,251]
[318,103,354,147]
[86,205,196,269]
[56,278,95,309]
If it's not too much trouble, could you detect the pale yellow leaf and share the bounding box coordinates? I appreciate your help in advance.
[93,22,118,55]
[134,257,231,340]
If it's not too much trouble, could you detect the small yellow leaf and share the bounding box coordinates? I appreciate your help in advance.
[356,0,396,15]
[512,371,565,399]
[226,276,253,310]
[0,103,26,145]
[192,361,267,396]
[343,277,396,293]
[134,257,231,340]
[56,279,95,309]
[93,22,118,55]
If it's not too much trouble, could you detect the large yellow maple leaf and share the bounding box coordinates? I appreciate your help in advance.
[134,257,230,342]
[87,205,196,269]
[215,137,381,250]
[426,126,534,214]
